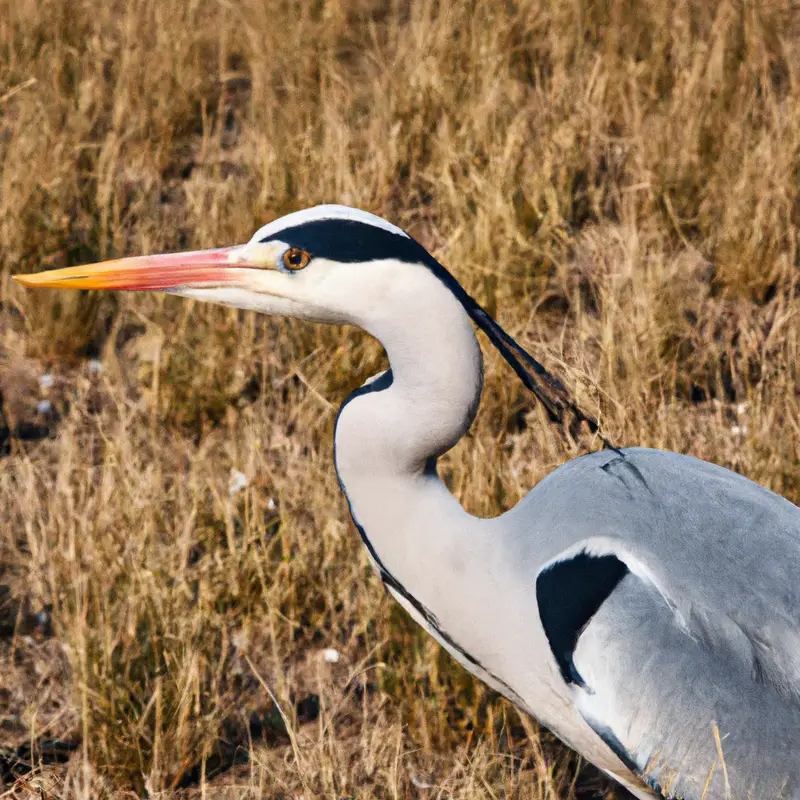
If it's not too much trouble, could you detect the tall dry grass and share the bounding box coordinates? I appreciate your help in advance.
[0,0,798,796]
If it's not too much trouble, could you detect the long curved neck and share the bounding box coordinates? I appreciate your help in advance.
[333,262,490,629]
[333,265,537,705]
[335,263,483,482]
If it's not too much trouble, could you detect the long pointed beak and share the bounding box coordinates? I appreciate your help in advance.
[12,246,253,291]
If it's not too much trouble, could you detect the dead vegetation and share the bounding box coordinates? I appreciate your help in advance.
[0,0,798,796]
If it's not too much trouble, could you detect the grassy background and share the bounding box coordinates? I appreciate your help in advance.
[1,0,799,796]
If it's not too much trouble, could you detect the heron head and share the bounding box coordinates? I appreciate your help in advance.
[12,205,434,327]
[13,204,606,441]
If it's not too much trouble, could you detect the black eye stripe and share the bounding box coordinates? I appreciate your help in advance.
[261,219,427,264]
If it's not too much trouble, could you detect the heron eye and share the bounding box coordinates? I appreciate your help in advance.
[282,248,311,271]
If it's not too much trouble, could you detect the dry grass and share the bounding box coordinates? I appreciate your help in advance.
[0,0,798,796]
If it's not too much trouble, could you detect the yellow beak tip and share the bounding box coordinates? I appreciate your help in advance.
[12,273,65,289]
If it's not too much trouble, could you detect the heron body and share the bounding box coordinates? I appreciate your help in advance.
[15,205,800,799]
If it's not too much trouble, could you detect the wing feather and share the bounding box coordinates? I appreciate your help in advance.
[523,447,800,797]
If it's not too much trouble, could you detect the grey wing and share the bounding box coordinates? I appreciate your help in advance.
[571,568,800,798]
[525,448,800,798]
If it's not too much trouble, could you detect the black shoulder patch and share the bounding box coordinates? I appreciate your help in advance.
[536,552,629,687]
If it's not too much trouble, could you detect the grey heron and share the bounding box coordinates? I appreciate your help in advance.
[14,205,800,799]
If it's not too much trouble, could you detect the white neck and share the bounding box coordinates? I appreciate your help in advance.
[334,262,483,488]
[334,263,531,690]
[330,259,564,720]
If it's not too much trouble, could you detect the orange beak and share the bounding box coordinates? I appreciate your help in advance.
[12,246,250,292]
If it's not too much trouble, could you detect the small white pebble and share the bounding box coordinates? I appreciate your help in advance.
[228,468,249,496]
[87,359,104,375]
[323,648,340,664]
[731,425,748,436]
[267,497,276,510]
[39,374,54,390]
[36,399,52,414]
[736,402,748,416]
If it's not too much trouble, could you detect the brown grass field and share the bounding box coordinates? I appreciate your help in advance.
[0,0,799,796]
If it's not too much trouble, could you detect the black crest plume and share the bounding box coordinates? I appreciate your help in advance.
[438,269,617,451]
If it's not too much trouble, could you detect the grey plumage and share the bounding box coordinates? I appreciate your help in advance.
[521,448,800,798]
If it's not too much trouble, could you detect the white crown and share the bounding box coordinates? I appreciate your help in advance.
[249,205,409,243]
